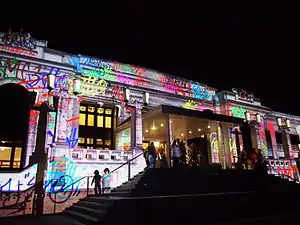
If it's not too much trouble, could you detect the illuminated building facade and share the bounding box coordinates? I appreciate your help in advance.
[0,30,299,182]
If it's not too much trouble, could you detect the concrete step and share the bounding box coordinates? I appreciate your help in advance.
[111,191,131,197]
[85,196,115,204]
[78,200,112,211]
[70,205,106,219]
[112,187,133,192]
[64,210,98,224]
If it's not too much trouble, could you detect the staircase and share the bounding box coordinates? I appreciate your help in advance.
[61,166,300,225]
[62,171,145,225]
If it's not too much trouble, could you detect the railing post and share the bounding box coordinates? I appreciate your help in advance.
[87,177,89,197]
[128,160,131,181]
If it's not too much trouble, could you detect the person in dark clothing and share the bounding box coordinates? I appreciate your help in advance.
[91,170,102,196]
[147,142,156,168]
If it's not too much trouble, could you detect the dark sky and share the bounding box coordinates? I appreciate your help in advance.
[1,2,299,115]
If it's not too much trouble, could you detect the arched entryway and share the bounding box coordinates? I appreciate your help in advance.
[0,83,34,169]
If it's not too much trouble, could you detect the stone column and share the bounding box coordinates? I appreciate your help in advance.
[131,103,143,155]
[221,123,232,168]
[281,129,291,159]
[217,124,226,169]
[166,116,172,167]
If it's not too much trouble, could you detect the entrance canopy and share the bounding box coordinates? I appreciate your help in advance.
[143,105,244,141]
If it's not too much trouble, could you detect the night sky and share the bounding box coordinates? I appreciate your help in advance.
[1,2,299,115]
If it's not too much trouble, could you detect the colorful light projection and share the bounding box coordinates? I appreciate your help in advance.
[80,76,107,97]
[230,106,247,119]
[210,132,219,163]
[64,54,219,102]
[258,118,268,157]
[267,122,278,159]
[268,159,299,180]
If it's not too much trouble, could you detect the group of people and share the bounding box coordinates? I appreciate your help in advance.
[144,142,168,168]
[240,148,268,174]
[91,168,111,197]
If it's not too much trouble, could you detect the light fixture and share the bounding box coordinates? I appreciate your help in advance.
[245,111,251,122]
[198,128,201,131]
[255,113,261,124]
[151,121,157,130]
[73,79,81,95]
[170,120,172,124]
[276,117,282,127]
[201,135,205,138]
[189,130,192,134]
[47,73,55,90]
[115,105,121,117]
[285,119,290,128]
[124,88,130,102]
[145,129,149,133]
[154,141,160,148]
[143,92,149,106]
[160,123,164,127]
[181,133,184,137]
[207,125,211,129]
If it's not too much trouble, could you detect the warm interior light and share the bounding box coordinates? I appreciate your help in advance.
[160,123,164,127]
[154,141,160,148]
[198,128,201,131]
[285,119,291,128]
[201,135,205,138]
[180,133,184,137]
[170,120,172,124]
[189,130,192,134]
[145,129,149,133]
[276,118,282,127]
[151,121,157,130]
[207,125,211,129]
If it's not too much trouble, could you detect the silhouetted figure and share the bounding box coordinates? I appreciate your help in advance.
[91,170,102,196]
[147,142,156,168]
[171,140,181,167]
[102,168,111,197]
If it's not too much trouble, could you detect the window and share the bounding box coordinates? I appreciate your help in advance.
[14,147,22,168]
[87,115,94,126]
[105,109,112,115]
[79,103,115,150]
[88,106,95,113]
[97,116,103,127]
[87,138,94,144]
[79,114,86,125]
[0,147,12,168]
[78,137,85,144]
[72,153,79,159]
[105,117,112,128]
[86,154,93,159]
[98,108,104,114]
[99,155,105,160]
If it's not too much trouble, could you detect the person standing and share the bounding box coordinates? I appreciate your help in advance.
[102,168,111,197]
[171,140,181,167]
[91,170,102,196]
[147,142,156,168]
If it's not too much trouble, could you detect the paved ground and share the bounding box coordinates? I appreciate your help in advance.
[0,214,74,225]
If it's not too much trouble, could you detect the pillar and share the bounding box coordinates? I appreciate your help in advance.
[217,124,226,169]
[166,116,172,167]
[281,129,291,159]
[241,122,260,154]
[221,123,232,168]
[131,103,143,154]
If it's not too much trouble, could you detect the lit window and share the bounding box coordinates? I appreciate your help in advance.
[88,106,95,113]
[96,139,103,145]
[72,153,79,159]
[14,147,22,168]
[0,147,12,168]
[98,108,104,114]
[105,117,111,128]
[105,109,112,115]
[86,154,93,159]
[78,137,85,144]
[80,106,86,111]
[79,113,86,125]
[87,115,94,126]
[97,116,104,127]
[87,138,94,144]
[105,140,111,146]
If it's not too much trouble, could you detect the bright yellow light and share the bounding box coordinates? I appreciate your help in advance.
[160,123,164,127]
[154,141,160,148]
[181,133,184,137]
[201,135,205,138]
[207,125,211,129]
[170,120,172,124]
[198,128,201,131]
[145,129,149,133]
[189,130,192,134]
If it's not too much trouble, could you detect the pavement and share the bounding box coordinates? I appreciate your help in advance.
[0,214,74,225]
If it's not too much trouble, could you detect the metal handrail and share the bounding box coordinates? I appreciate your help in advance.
[110,151,144,174]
